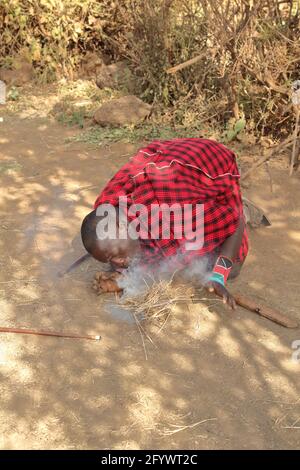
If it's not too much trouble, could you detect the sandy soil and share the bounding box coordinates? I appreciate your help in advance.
[0,109,300,450]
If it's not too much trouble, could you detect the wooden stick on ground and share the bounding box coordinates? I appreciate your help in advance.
[289,108,300,176]
[241,136,294,181]
[166,52,206,74]
[0,326,101,341]
[233,293,298,329]
[58,253,91,278]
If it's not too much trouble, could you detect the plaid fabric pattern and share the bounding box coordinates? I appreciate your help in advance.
[94,138,249,265]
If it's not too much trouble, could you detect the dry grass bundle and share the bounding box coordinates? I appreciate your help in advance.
[115,277,210,359]
[120,278,204,326]
[101,275,219,359]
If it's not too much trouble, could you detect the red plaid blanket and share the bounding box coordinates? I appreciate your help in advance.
[94,138,249,265]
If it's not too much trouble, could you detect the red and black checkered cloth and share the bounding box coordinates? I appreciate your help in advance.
[94,138,249,265]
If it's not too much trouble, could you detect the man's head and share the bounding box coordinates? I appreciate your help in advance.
[81,209,139,269]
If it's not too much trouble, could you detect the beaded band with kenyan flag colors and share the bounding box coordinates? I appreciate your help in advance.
[208,255,233,286]
[94,138,249,267]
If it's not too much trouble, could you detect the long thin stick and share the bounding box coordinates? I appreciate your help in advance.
[166,52,206,74]
[0,326,101,341]
[58,253,91,277]
[241,136,294,181]
[289,108,300,176]
[203,288,298,328]
[233,293,298,329]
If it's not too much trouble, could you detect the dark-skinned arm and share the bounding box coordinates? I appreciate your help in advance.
[220,215,245,259]
[206,216,245,309]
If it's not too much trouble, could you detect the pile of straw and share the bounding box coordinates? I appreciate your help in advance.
[113,277,211,359]
[120,278,205,326]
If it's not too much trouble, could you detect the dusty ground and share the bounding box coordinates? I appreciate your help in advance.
[0,101,300,449]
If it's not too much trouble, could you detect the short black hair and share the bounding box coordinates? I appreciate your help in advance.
[81,209,99,254]
[81,208,120,255]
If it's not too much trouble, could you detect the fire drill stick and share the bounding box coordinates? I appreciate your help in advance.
[233,293,298,329]
[0,326,101,341]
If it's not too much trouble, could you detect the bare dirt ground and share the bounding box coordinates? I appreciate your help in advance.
[0,103,300,449]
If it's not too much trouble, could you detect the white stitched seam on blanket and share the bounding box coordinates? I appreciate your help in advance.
[131,159,240,180]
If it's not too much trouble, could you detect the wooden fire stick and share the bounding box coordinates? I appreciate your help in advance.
[233,293,298,329]
[0,326,101,341]
[289,108,300,176]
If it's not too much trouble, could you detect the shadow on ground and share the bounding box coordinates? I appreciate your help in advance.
[0,114,299,449]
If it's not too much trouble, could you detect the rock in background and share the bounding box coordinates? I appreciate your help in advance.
[79,52,111,80]
[0,59,34,87]
[96,61,135,93]
[94,95,151,127]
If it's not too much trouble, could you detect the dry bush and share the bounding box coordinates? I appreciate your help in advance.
[0,0,131,81]
[121,0,300,138]
[1,0,300,138]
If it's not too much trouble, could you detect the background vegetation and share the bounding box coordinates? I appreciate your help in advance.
[1,0,299,139]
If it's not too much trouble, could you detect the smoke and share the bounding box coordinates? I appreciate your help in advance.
[117,252,212,298]
[117,259,154,298]
[182,255,211,285]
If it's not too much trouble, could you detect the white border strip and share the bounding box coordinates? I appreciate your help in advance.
[131,158,240,180]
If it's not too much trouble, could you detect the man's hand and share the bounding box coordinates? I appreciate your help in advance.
[93,271,123,294]
[206,281,236,310]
